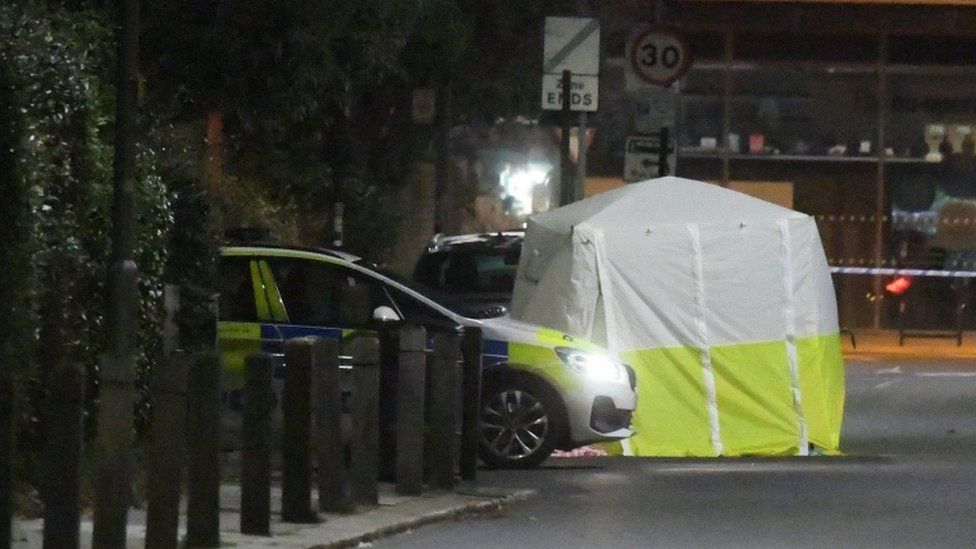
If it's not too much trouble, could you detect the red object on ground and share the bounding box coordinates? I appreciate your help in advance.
[886,276,912,295]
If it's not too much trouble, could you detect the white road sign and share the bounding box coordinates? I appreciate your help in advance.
[542,16,600,112]
[624,134,676,181]
[544,17,600,76]
[634,87,677,133]
[541,74,599,112]
[628,27,691,87]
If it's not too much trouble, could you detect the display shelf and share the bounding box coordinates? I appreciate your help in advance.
[679,150,936,164]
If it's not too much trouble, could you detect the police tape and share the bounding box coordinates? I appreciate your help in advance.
[830,266,976,278]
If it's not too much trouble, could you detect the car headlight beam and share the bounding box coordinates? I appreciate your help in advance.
[555,347,622,382]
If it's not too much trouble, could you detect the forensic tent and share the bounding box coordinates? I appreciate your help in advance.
[510,177,844,456]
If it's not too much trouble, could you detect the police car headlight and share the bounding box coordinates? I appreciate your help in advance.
[555,347,622,382]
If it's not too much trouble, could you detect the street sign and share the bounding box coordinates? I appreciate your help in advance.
[543,17,600,76]
[627,27,691,87]
[541,74,599,112]
[624,134,676,182]
[542,16,600,112]
[634,87,677,133]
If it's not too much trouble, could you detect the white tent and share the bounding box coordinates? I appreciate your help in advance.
[510,177,844,456]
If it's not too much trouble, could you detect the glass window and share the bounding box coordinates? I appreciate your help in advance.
[387,286,454,325]
[218,257,257,322]
[267,259,393,327]
[414,251,519,294]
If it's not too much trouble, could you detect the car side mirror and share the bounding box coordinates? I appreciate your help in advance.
[372,305,401,322]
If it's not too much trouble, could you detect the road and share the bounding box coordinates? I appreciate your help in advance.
[378,358,976,548]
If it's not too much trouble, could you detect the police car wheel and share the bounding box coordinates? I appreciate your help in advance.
[479,380,564,469]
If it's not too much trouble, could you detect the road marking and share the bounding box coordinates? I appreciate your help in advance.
[915,372,976,378]
[874,379,901,389]
[876,366,901,375]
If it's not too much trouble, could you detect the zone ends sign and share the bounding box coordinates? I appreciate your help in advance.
[629,28,691,87]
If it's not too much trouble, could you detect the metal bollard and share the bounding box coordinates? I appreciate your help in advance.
[282,338,316,523]
[396,325,427,495]
[241,352,274,535]
[459,327,483,482]
[186,351,222,548]
[146,350,189,549]
[427,330,461,490]
[348,336,380,506]
[378,328,399,482]
[312,337,350,513]
[0,369,13,549]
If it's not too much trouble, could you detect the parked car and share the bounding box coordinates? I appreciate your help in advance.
[218,243,636,468]
[413,231,524,314]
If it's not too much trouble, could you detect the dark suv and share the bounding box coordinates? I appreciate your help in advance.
[413,231,523,314]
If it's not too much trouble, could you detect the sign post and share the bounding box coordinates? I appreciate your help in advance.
[624,26,690,181]
[543,16,600,205]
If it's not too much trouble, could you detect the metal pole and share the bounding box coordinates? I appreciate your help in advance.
[349,336,380,506]
[241,352,273,536]
[396,325,426,495]
[559,69,574,207]
[93,0,139,543]
[312,338,350,513]
[145,351,188,549]
[282,339,315,523]
[459,327,483,483]
[576,111,588,201]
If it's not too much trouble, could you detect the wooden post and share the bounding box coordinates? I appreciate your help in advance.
[186,352,221,547]
[459,327,483,482]
[145,351,188,549]
[427,330,460,490]
[42,357,84,548]
[281,339,315,523]
[241,353,273,536]
[312,338,350,513]
[349,337,380,506]
[396,325,426,495]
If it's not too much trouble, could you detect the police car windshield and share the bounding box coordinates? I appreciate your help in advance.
[370,265,481,318]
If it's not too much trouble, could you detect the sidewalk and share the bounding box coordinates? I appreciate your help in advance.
[11,483,534,548]
[842,329,976,359]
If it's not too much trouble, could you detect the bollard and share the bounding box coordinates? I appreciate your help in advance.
[427,330,461,490]
[312,338,350,513]
[186,351,222,548]
[396,325,427,495]
[377,328,399,482]
[42,359,84,549]
[146,351,189,549]
[281,338,315,523]
[348,336,380,506]
[241,352,274,535]
[0,369,12,549]
[459,327,483,482]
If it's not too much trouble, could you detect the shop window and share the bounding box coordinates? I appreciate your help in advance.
[889,36,976,66]
[734,33,878,63]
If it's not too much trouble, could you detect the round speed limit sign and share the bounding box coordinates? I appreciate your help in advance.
[629,28,691,86]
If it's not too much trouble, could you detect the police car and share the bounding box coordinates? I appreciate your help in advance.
[218,244,636,468]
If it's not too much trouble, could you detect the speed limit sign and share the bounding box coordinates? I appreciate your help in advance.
[629,28,691,87]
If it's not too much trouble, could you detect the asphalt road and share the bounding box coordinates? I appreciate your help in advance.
[378,358,976,548]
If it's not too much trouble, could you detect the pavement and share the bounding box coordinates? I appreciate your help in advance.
[11,482,534,548]
[841,328,976,359]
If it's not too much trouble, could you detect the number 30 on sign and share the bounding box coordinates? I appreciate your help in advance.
[629,28,691,87]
